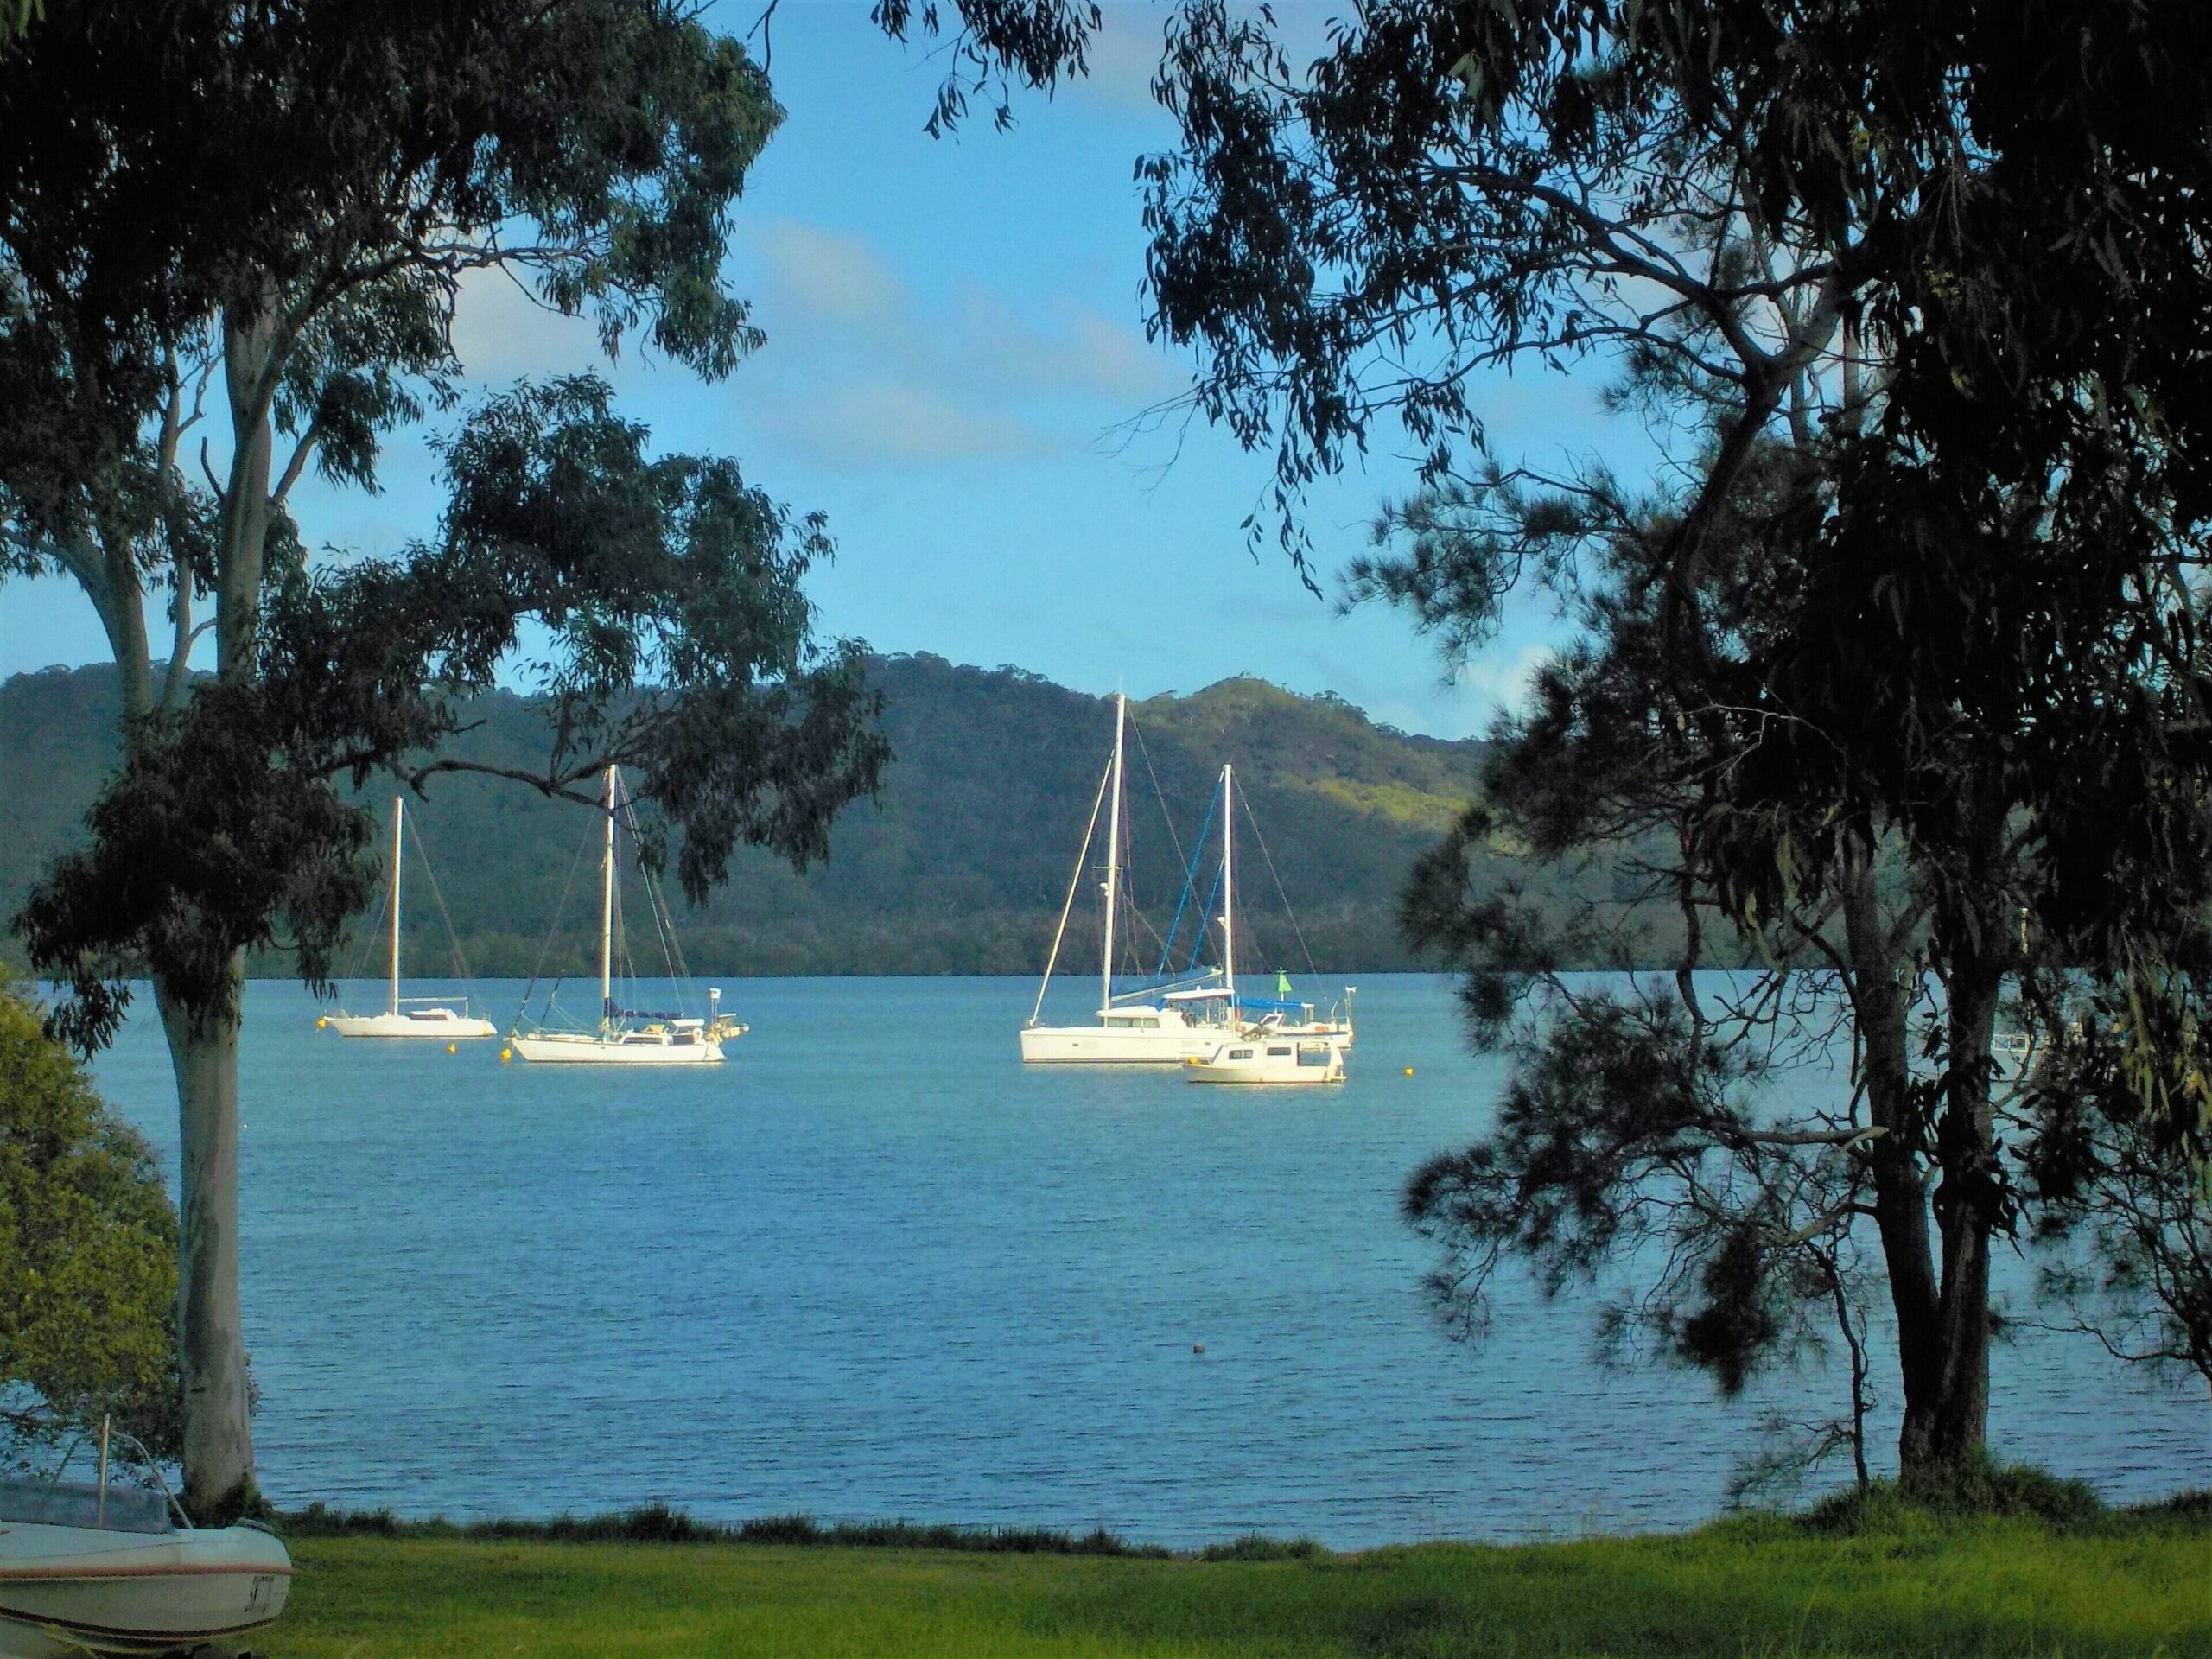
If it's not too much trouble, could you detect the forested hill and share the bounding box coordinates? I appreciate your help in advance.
[0,656,1522,977]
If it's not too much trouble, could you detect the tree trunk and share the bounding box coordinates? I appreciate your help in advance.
[1926,946,2002,1465]
[1839,842,1950,1473]
[148,295,283,1521]
[216,302,278,680]
[156,966,257,1521]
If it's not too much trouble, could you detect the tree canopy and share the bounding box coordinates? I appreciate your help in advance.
[1135,0,2212,1479]
[1,0,887,1515]
[0,980,180,1468]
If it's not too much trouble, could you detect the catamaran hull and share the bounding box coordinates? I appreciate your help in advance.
[1019,1024,1223,1064]
[507,1034,725,1065]
[325,1011,498,1039]
[0,1523,290,1658]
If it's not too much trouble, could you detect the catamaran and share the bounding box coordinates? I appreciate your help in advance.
[1020,695,1235,1063]
[506,766,745,1066]
[1019,696,1354,1063]
[321,796,497,1039]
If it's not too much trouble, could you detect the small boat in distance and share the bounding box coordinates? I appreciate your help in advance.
[0,1425,290,1657]
[1185,1037,1347,1084]
[321,795,497,1039]
[506,766,745,1066]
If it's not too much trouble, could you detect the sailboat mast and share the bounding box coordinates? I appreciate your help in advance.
[601,765,617,1027]
[1220,764,1236,1004]
[1101,692,1126,1012]
[389,796,404,1018]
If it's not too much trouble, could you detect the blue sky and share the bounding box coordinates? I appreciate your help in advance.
[0,3,1642,739]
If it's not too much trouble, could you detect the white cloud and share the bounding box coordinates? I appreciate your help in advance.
[763,382,1053,469]
[446,265,603,384]
[753,220,904,326]
[1461,642,1552,719]
[949,288,1183,403]
[741,217,1183,469]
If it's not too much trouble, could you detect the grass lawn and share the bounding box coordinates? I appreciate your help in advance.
[267,1514,2212,1658]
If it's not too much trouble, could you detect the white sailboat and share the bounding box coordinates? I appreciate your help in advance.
[1019,695,1232,1064]
[506,766,744,1066]
[321,796,497,1039]
[1210,760,1356,1052]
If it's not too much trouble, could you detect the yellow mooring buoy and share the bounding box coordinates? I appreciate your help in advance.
[499,1047,512,1064]
[447,1043,457,1054]
[315,1018,327,1029]
[1403,1067,1414,1077]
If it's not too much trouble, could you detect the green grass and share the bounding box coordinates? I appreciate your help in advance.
[263,1506,2212,1658]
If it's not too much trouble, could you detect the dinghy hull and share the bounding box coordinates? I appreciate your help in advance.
[0,1520,290,1658]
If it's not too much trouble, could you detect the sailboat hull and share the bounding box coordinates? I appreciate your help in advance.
[326,1010,497,1039]
[507,1033,724,1065]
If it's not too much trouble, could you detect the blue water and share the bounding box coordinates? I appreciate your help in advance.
[82,974,2211,1548]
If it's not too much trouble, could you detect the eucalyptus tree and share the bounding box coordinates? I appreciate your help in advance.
[1139,0,2212,1477]
[1,2,887,1516]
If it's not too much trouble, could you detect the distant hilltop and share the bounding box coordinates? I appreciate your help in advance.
[0,655,1514,978]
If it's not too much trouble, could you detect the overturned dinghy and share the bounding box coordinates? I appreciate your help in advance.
[0,1478,290,1657]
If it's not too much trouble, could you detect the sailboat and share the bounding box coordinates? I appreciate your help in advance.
[1183,760,1353,1079]
[1019,695,1234,1064]
[505,766,745,1066]
[1210,759,1357,1048]
[321,797,498,1039]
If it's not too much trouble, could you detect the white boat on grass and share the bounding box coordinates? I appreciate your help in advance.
[321,795,497,1039]
[506,766,744,1067]
[0,1429,289,1658]
[1185,1036,1347,1085]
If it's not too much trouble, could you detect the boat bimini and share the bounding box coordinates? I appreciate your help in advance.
[0,1441,289,1658]
[321,795,498,1039]
[1185,1036,1347,1084]
[506,766,746,1065]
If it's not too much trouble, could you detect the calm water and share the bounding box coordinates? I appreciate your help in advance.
[83,974,2210,1547]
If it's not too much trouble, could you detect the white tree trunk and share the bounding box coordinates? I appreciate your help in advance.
[156,965,256,1517]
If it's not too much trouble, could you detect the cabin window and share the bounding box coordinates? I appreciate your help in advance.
[1229,1047,1254,1060]
[1267,1046,1292,1058]
[1298,1045,1330,1066]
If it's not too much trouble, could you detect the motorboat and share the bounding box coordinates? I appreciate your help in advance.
[321,795,498,1039]
[1185,1037,1347,1084]
[507,766,746,1066]
[0,1479,289,1657]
